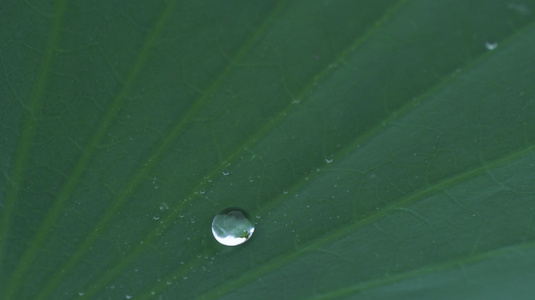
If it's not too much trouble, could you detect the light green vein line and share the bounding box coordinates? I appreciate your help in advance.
[0,0,67,295]
[35,1,290,299]
[4,1,180,299]
[76,2,411,299]
[311,240,535,300]
[199,144,535,300]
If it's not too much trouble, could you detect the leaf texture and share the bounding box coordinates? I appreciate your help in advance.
[1,0,535,299]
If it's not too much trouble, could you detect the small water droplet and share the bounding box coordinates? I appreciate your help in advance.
[211,207,255,246]
[485,41,498,50]
[153,216,160,220]
[222,170,230,176]
[78,291,84,296]
[125,295,132,299]
[325,157,333,164]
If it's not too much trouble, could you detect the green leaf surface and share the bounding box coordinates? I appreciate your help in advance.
[1,0,535,299]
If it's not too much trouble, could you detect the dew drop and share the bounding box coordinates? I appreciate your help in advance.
[325,157,333,164]
[485,41,498,50]
[211,207,255,246]
[222,170,230,176]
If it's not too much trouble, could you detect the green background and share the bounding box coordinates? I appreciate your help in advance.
[2,0,535,299]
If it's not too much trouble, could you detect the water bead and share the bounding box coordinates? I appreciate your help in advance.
[485,41,498,50]
[211,207,255,246]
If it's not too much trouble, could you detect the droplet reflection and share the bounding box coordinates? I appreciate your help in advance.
[211,207,255,246]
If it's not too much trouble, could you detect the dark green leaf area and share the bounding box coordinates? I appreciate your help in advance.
[1,0,535,299]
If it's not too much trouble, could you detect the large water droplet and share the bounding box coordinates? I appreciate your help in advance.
[211,207,255,246]
[485,41,498,50]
